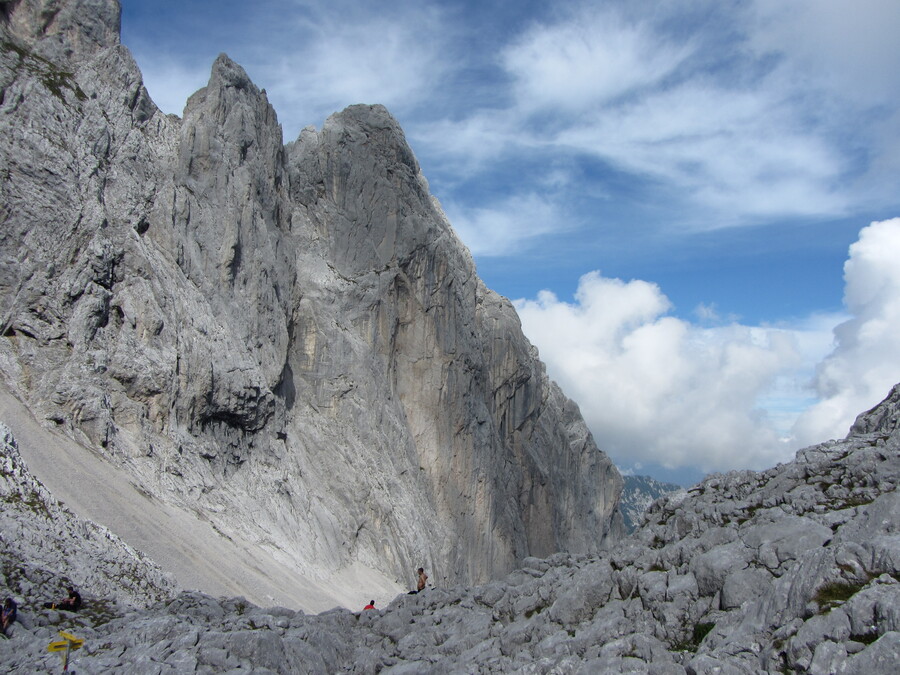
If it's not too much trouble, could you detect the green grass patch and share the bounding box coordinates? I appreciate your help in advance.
[836,495,874,510]
[1,489,54,519]
[813,580,867,613]
[672,622,715,652]
[1,38,87,104]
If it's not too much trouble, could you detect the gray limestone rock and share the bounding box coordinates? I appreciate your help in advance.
[1,378,899,672]
[0,0,623,603]
[4,0,900,672]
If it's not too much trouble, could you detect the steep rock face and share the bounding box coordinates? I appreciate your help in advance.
[0,0,621,596]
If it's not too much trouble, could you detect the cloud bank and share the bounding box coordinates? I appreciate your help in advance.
[515,218,900,475]
[793,218,900,444]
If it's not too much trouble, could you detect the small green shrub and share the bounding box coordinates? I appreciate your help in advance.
[692,622,715,645]
[813,580,866,613]
[836,495,874,510]
[672,621,715,652]
[524,604,545,619]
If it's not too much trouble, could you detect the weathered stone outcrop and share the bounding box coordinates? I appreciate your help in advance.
[2,386,898,673]
[0,0,621,598]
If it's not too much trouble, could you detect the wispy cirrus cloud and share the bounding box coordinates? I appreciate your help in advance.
[553,83,848,224]
[747,0,900,106]
[409,0,897,248]
[262,1,451,138]
[443,193,568,257]
[501,8,693,113]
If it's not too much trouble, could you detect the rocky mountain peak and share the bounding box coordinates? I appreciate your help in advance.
[0,0,623,607]
[849,382,900,437]
[2,0,120,64]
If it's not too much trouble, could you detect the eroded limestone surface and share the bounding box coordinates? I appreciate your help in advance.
[1,0,621,597]
[2,386,898,672]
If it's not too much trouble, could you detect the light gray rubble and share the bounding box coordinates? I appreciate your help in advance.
[0,420,176,613]
[0,0,622,602]
[2,385,899,673]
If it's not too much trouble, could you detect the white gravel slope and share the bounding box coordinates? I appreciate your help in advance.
[0,383,402,613]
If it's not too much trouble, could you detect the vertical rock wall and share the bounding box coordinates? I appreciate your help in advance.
[0,0,622,592]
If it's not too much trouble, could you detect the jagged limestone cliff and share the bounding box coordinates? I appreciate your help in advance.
[0,0,622,601]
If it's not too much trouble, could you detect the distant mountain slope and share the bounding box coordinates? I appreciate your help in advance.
[620,474,683,532]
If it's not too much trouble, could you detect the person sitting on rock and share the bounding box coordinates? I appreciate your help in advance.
[59,587,82,611]
[363,600,376,610]
[1,598,16,635]
[45,587,82,612]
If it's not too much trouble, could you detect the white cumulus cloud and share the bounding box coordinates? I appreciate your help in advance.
[515,218,900,475]
[792,218,900,444]
[514,273,806,473]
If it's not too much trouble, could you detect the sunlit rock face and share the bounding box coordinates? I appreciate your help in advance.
[0,0,622,594]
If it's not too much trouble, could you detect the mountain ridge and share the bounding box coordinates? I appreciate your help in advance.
[0,0,622,604]
[620,474,683,532]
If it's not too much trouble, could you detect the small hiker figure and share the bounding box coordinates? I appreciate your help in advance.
[417,567,428,592]
[44,587,82,612]
[408,567,429,594]
[1,597,16,636]
[363,600,376,611]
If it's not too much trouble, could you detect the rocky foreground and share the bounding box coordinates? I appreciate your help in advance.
[2,385,899,673]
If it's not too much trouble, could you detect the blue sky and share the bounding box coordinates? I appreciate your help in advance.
[120,0,900,485]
